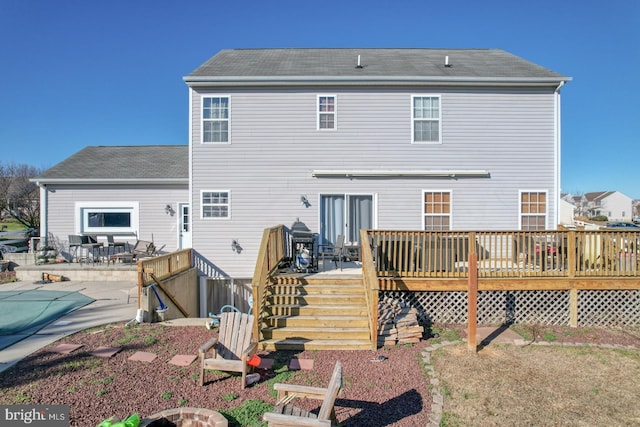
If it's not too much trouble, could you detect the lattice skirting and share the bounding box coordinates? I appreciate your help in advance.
[381,289,640,327]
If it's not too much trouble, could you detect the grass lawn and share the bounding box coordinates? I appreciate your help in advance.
[433,342,640,426]
[0,220,27,232]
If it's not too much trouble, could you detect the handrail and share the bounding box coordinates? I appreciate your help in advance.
[360,229,378,350]
[369,230,640,279]
[251,224,287,340]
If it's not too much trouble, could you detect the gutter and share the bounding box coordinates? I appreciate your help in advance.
[184,75,572,88]
[29,178,189,185]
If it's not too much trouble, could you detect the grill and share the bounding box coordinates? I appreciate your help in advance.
[290,219,316,271]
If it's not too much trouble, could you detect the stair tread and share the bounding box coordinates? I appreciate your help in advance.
[266,314,367,319]
[268,303,366,308]
[262,326,368,331]
[260,339,371,346]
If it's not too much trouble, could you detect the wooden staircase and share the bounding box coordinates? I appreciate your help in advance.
[258,275,372,350]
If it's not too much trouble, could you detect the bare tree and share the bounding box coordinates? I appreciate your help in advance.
[0,162,43,230]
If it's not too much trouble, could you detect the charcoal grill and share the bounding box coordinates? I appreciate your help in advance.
[290,218,317,271]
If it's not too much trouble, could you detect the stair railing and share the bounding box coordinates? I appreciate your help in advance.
[251,224,287,341]
[360,229,379,350]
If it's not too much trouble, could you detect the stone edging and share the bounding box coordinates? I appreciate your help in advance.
[422,339,640,427]
[140,407,228,427]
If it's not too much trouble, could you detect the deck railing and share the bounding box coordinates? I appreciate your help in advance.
[360,229,379,350]
[251,224,287,340]
[138,249,193,286]
[369,230,640,279]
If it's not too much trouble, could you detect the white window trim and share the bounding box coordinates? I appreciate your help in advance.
[422,190,452,231]
[201,95,231,144]
[518,190,548,230]
[411,94,442,144]
[317,94,337,131]
[75,201,140,235]
[200,190,231,220]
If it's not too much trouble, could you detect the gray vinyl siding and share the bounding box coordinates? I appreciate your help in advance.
[45,184,188,252]
[190,86,559,277]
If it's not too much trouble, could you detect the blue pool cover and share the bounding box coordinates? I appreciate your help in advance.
[0,289,95,350]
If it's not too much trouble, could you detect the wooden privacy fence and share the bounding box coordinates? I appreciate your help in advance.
[138,249,193,286]
[136,249,194,318]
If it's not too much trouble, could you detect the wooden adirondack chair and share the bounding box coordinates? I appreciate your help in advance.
[263,360,343,426]
[198,311,258,389]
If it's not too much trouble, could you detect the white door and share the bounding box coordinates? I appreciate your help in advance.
[178,203,192,249]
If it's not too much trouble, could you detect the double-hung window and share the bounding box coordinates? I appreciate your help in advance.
[318,95,336,130]
[423,191,451,230]
[412,95,441,143]
[202,96,230,143]
[202,191,230,219]
[520,191,547,230]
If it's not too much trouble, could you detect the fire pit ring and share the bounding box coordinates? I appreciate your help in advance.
[141,407,227,427]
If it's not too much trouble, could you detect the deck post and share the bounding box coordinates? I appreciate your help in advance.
[467,252,478,352]
[569,288,578,327]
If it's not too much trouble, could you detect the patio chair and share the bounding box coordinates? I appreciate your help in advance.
[318,234,345,271]
[81,235,103,263]
[198,311,258,389]
[68,235,83,262]
[106,235,127,255]
[263,360,343,426]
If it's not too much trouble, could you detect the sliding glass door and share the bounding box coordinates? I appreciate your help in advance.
[320,194,374,245]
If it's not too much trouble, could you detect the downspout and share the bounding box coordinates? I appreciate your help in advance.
[36,182,48,246]
[554,81,565,229]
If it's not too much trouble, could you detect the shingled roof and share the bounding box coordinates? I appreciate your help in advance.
[34,146,188,184]
[185,48,570,84]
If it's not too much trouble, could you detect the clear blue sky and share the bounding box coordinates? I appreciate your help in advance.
[1,0,638,197]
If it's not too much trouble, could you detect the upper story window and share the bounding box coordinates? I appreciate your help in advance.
[520,191,547,230]
[318,95,336,130]
[202,190,230,219]
[412,95,441,144]
[423,190,451,230]
[202,96,230,143]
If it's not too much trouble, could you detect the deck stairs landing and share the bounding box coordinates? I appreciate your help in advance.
[259,275,371,351]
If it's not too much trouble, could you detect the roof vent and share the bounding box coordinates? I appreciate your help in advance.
[356,54,363,69]
[444,55,452,68]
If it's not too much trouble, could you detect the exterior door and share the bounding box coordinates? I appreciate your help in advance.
[178,203,192,249]
[320,194,374,246]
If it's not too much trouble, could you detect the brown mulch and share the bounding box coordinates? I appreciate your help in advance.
[0,323,431,426]
[0,322,638,426]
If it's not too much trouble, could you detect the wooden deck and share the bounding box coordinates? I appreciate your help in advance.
[252,226,640,350]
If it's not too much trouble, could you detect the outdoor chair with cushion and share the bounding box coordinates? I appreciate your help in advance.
[263,360,343,426]
[108,239,155,264]
[318,234,345,271]
[199,311,257,389]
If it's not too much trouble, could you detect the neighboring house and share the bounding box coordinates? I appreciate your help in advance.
[580,191,632,221]
[33,146,189,254]
[183,48,571,280]
[558,198,576,226]
[35,48,570,284]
